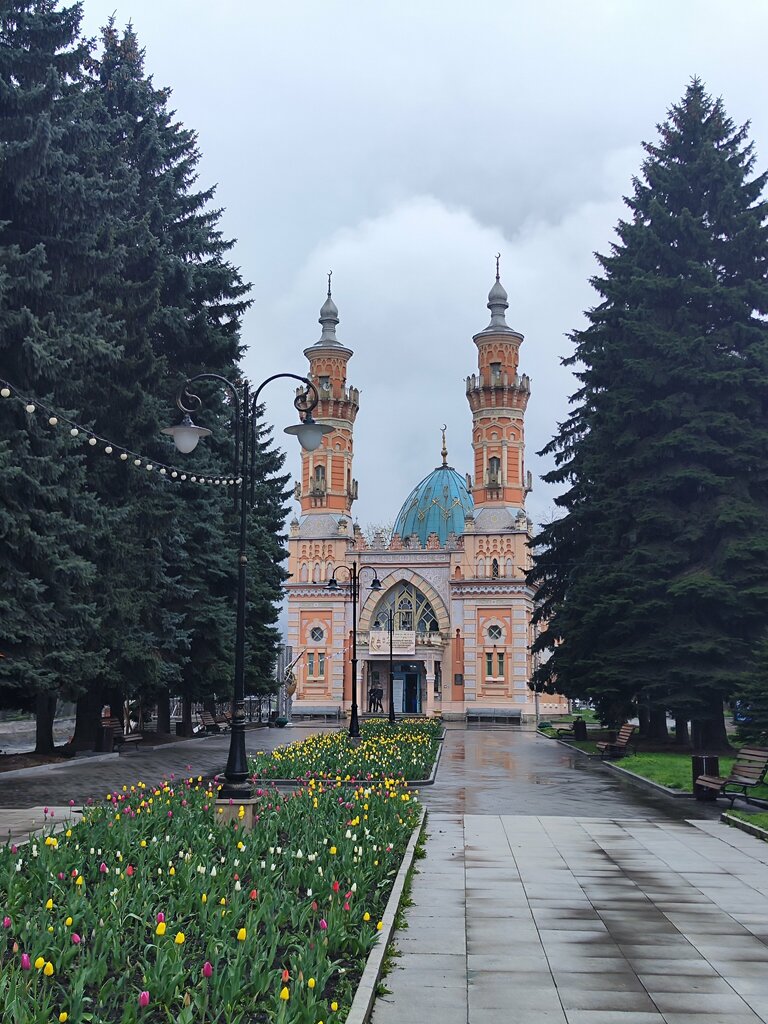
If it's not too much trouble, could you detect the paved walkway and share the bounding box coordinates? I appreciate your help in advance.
[373,729,768,1024]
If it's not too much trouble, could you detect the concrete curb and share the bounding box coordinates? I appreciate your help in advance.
[604,762,691,799]
[251,737,444,789]
[722,812,768,841]
[0,752,120,781]
[346,806,427,1024]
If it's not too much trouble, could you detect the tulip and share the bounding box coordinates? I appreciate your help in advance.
[156,912,165,923]
[332,881,340,893]
[126,865,134,877]
[319,918,328,930]
[138,991,150,1008]
[34,956,45,969]
[249,889,258,900]
[2,916,10,928]
[279,987,290,1001]
[20,953,31,970]
[99,862,107,874]
[237,928,246,941]
[331,1002,339,1012]
[281,968,290,982]
[43,961,54,976]
[45,898,53,910]
[308,977,316,989]
[202,961,213,978]
[71,933,81,945]
[155,922,166,936]
[174,931,185,945]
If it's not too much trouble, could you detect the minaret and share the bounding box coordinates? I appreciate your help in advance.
[298,274,359,515]
[465,257,531,509]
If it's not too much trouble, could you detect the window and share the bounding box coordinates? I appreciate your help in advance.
[312,465,326,494]
[319,375,331,391]
[486,652,494,677]
[307,652,325,678]
[487,624,502,641]
[490,361,502,382]
[310,626,324,642]
[488,456,501,486]
[497,652,505,677]
[491,558,500,579]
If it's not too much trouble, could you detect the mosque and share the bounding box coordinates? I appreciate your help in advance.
[285,265,568,721]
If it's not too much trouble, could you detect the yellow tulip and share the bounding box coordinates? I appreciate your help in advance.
[43,961,54,976]
[174,932,185,944]
[59,1013,68,1022]
[237,927,246,941]
[45,898,53,910]
[331,1002,338,1011]
[279,987,290,1001]
[308,977,316,989]
[155,922,166,936]
[65,917,73,927]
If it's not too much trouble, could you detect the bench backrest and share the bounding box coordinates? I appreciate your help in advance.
[730,746,768,783]
[102,716,126,734]
[200,712,217,724]
[616,724,636,745]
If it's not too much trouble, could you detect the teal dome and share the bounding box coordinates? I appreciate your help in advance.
[392,465,474,547]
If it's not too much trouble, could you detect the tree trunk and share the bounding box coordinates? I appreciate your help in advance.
[648,704,668,741]
[691,696,732,752]
[674,717,689,746]
[156,690,171,735]
[34,693,57,755]
[637,702,650,739]
[69,686,104,751]
[180,695,194,738]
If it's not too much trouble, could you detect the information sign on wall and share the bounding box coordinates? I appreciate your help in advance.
[368,630,416,656]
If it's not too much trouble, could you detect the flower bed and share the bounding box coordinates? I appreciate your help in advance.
[249,719,442,784]
[0,773,421,1023]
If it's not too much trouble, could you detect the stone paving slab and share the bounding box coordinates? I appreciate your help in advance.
[372,812,768,1024]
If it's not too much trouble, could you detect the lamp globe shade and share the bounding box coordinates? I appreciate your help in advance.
[161,415,212,454]
[284,415,333,452]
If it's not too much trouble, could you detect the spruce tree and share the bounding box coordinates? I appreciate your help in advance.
[0,0,118,750]
[531,80,768,749]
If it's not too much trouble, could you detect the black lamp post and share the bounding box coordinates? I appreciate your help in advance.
[327,562,381,737]
[163,372,332,799]
[374,609,396,724]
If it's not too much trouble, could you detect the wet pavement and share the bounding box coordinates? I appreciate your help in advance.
[373,728,768,1024]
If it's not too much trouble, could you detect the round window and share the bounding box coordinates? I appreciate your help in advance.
[487,624,503,641]
[310,626,324,642]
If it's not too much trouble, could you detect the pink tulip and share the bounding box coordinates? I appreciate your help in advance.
[69,799,75,807]
[156,912,165,923]
[71,933,81,944]
[202,961,213,978]
[2,916,11,928]
[20,953,31,970]
[138,991,150,1008]
[99,862,107,874]
[319,919,328,930]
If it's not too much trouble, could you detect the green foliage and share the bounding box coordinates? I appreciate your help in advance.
[531,80,768,745]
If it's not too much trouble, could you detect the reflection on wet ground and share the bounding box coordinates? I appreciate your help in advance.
[424,726,719,821]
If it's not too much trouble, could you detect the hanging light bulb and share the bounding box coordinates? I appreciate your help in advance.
[88,437,97,446]
[0,387,10,398]
[70,428,79,437]
[25,403,35,413]
[48,416,58,426]
[105,446,113,454]
[120,453,128,461]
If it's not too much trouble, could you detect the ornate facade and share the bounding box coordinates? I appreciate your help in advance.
[285,265,567,721]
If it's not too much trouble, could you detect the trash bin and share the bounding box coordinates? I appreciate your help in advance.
[692,754,719,801]
[98,726,114,753]
[572,717,588,741]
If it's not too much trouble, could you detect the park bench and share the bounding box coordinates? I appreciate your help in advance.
[215,711,231,730]
[198,711,221,734]
[466,707,522,725]
[102,716,141,751]
[596,723,636,759]
[695,746,768,806]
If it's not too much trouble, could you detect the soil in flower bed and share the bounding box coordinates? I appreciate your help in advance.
[0,752,71,774]
[248,718,442,783]
[0,773,420,1022]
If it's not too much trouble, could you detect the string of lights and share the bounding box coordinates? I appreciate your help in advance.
[0,377,241,487]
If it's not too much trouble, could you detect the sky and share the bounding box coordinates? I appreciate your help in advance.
[81,0,768,530]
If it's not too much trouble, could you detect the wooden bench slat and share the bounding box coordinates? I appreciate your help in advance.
[695,746,768,805]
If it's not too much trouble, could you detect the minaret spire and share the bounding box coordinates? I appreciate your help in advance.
[317,271,341,345]
[441,424,448,467]
[484,253,512,333]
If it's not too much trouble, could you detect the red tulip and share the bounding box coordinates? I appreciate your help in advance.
[202,961,213,978]
[126,865,134,877]
[249,889,258,900]
[20,953,31,970]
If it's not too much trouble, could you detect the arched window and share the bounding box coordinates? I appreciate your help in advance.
[312,465,326,494]
[371,582,440,634]
[488,456,501,485]
[312,562,321,583]
[477,559,486,578]
[300,563,309,582]
[505,558,513,577]
[491,558,500,579]
[326,561,333,580]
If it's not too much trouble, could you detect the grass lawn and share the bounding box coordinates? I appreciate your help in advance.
[617,752,768,800]
[727,810,768,833]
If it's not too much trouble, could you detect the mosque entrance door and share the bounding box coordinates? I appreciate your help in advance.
[392,662,422,714]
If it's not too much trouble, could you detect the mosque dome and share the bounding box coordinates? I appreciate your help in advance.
[392,460,474,547]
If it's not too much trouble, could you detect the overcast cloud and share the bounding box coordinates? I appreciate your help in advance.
[81,0,768,529]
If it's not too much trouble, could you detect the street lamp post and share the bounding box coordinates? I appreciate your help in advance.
[327,562,381,737]
[163,372,331,799]
[374,609,396,724]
